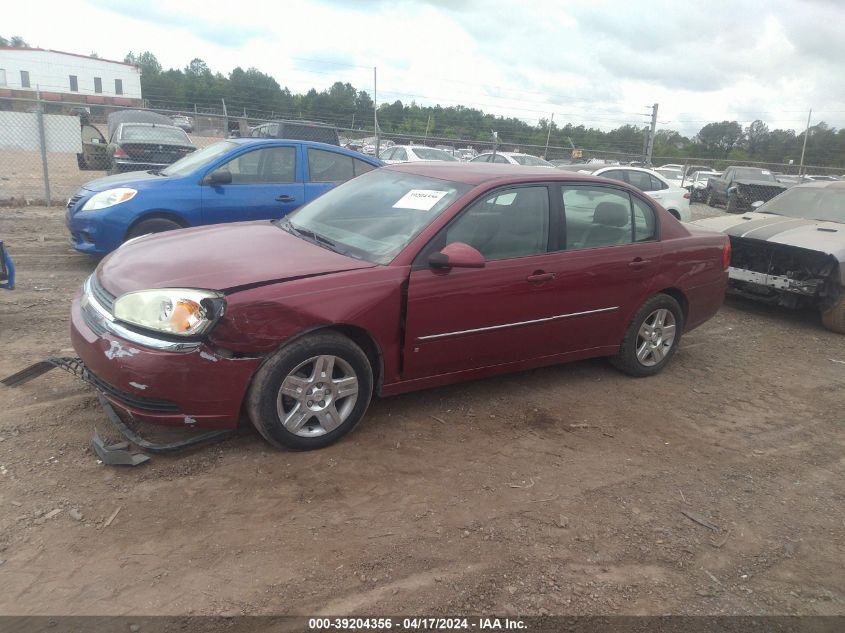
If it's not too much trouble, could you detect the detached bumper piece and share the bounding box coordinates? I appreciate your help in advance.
[1,357,235,455]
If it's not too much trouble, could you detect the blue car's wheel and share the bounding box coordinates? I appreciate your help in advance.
[125,218,184,242]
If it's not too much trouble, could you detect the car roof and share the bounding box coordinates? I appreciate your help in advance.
[223,138,383,163]
[383,161,633,186]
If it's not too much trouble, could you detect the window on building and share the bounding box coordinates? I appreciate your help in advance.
[0,69,6,86]
[20,70,30,88]
[114,78,123,95]
[94,77,102,93]
[69,75,78,92]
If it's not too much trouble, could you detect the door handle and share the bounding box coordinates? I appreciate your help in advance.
[527,271,556,283]
[276,195,296,203]
[628,258,651,270]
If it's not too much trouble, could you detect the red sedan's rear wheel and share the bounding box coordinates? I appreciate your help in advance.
[611,294,684,377]
[246,331,373,450]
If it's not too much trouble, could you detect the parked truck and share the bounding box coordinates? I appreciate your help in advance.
[705,166,787,213]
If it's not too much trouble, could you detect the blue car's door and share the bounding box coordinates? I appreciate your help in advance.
[200,144,305,225]
[303,146,379,202]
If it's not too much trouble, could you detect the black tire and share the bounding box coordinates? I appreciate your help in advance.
[611,293,684,377]
[705,189,715,207]
[667,209,681,220]
[76,153,86,170]
[246,331,374,450]
[125,217,184,241]
[821,294,845,334]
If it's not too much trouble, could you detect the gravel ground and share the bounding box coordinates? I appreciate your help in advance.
[0,202,843,616]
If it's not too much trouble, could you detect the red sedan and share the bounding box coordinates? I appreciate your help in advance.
[71,163,729,450]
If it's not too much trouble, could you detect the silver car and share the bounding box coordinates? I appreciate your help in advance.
[692,181,845,333]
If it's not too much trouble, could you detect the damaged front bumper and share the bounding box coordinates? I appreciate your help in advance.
[728,266,822,297]
[71,288,262,430]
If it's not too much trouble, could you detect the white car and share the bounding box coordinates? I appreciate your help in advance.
[687,170,722,202]
[560,165,691,221]
[470,152,554,167]
[659,163,685,170]
[380,145,460,164]
[654,167,685,186]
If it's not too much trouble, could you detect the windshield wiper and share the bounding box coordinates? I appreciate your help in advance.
[277,221,349,255]
[146,169,167,176]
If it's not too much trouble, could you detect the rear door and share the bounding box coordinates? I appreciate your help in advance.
[554,184,663,349]
[201,144,305,224]
[303,147,377,201]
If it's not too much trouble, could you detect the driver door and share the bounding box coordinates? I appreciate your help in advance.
[80,124,109,170]
[403,185,563,379]
[201,145,305,223]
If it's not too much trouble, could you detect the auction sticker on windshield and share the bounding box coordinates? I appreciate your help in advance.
[393,189,450,211]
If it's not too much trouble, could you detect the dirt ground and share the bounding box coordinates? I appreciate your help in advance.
[0,203,843,617]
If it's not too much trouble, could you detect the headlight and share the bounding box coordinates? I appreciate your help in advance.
[113,288,224,337]
[81,188,137,211]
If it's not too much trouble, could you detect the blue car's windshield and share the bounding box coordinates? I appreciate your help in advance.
[161,141,237,177]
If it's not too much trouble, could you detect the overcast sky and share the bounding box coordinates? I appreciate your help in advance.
[6,0,845,137]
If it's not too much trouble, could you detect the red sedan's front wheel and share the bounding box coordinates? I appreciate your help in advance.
[246,332,374,450]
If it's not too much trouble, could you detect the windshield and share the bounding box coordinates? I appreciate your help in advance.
[120,125,191,144]
[511,154,552,166]
[758,187,845,223]
[413,147,459,161]
[734,167,776,181]
[283,170,470,264]
[161,141,237,176]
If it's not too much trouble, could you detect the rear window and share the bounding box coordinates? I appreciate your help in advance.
[735,168,776,181]
[272,122,339,145]
[413,147,459,161]
[120,126,190,144]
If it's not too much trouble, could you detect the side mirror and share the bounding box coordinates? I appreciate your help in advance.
[205,169,232,185]
[428,242,486,270]
[751,200,764,209]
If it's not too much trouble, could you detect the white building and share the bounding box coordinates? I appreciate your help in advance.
[0,47,142,105]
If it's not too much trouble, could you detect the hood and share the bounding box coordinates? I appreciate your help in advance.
[98,221,375,296]
[692,212,845,260]
[81,170,167,193]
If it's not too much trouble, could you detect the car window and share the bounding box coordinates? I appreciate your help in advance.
[81,125,104,144]
[471,154,489,163]
[393,147,408,161]
[600,169,626,183]
[381,147,395,160]
[220,147,296,184]
[562,186,633,250]
[632,196,657,242]
[625,170,654,192]
[308,148,354,182]
[649,175,668,191]
[353,158,376,176]
[493,154,509,164]
[445,186,549,260]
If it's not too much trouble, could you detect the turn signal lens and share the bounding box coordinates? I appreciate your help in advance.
[722,239,731,270]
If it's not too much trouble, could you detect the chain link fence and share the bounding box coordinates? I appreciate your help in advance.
[1,95,842,206]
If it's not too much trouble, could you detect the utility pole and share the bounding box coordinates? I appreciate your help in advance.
[424,114,432,141]
[373,66,379,159]
[35,86,51,205]
[645,103,658,166]
[798,108,812,177]
[543,113,554,159]
[221,98,228,137]
[491,130,499,159]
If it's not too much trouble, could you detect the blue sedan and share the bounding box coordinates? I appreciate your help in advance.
[65,139,383,255]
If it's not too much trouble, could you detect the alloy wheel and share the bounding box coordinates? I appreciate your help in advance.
[635,308,677,367]
[276,355,359,437]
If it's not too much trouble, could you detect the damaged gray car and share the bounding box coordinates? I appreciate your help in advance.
[693,181,845,333]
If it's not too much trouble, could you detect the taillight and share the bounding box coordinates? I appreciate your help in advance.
[683,192,691,199]
[113,147,128,158]
[722,239,731,270]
